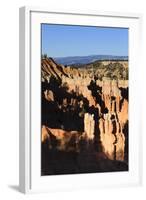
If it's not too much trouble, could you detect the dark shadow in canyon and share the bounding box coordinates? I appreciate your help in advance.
[87,79,107,152]
[41,142,128,175]
[42,77,84,131]
[123,120,129,164]
[119,87,128,111]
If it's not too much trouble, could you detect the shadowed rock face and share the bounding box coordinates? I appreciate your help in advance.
[41,57,128,175]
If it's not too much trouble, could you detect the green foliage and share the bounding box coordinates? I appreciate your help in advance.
[84,61,128,80]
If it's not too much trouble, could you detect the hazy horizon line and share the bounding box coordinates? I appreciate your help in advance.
[41,54,128,58]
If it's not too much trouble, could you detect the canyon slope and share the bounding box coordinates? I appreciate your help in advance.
[41,57,128,175]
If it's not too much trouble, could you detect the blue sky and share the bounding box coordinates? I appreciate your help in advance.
[41,24,128,57]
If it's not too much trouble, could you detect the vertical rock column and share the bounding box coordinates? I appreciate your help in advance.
[84,113,95,140]
[99,114,115,160]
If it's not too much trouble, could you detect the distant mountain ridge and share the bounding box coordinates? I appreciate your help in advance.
[53,55,128,66]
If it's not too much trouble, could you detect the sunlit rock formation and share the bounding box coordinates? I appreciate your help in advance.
[84,113,95,140]
[41,57,128,164]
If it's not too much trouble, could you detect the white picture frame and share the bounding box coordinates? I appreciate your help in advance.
[19,6,142,194]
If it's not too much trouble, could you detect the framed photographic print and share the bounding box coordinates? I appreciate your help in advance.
[19,6,142,193]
